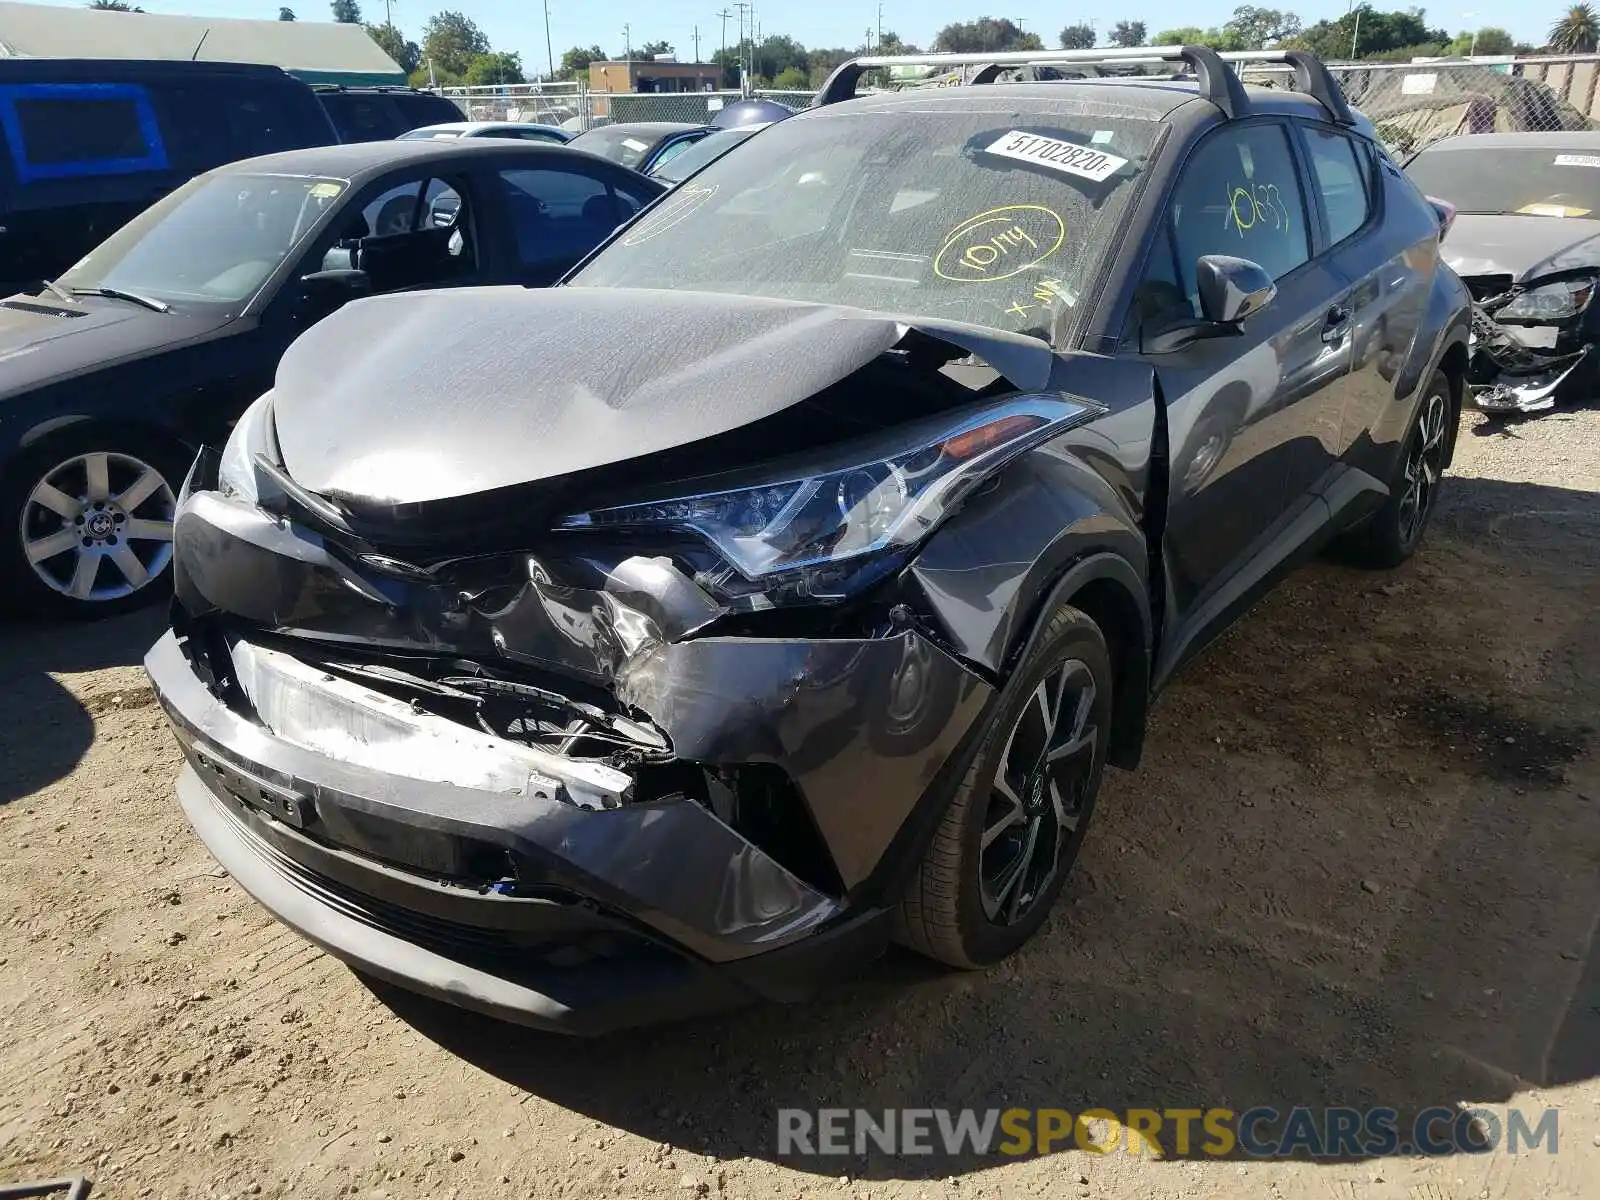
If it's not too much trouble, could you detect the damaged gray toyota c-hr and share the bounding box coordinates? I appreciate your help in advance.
[146,47,1471,1034]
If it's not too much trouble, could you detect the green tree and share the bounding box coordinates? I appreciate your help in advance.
[1444,26,1515,54]
[639,39,673,57]
[1550,4,1600,51]
[808,46,853,86]
[1154,25,1236,47]
[751,34,808,81]
[1109,21,1146,47]
[773,65,809,88]
[367,23,420,74]
[557,44,607,81]
[278,6,295,18]
[330,0,361,23]
[463,51,523,85]
[87,0,143,9]
[1288,8,1449,59]
[1059,22,1096,48]
[932,18,1044,53]
[1221,6,1301,48]
[422,11,491,78]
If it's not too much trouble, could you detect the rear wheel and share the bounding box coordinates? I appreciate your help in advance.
[893,603,1112,968]
[2,432,186,619]
[1337,369,1451,569]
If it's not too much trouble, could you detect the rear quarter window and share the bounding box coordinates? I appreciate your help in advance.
[153,80,331,170]
[320,94,397,142]
[0,83,167,183]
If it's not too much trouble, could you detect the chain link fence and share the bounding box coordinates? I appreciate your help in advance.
[435,56,1600,153]
[436,82,586,130]
[435,82,816,132]
[1233,57,1600,157]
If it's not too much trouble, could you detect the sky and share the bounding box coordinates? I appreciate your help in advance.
[31,0,1555,79]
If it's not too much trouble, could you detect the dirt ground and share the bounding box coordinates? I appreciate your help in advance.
[2,408,1598,1200]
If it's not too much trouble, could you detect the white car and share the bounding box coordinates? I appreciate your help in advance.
[397,120,572,145]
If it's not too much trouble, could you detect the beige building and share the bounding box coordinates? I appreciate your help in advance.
[586,58,722,117]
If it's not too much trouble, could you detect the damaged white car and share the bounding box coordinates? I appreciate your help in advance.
[1406,131,1600,414]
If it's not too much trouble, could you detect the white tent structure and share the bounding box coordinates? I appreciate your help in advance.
[0,2,405,86]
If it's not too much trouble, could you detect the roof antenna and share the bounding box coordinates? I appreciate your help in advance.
[191,28,211,60]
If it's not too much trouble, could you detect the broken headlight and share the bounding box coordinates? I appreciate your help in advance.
[217,392,276,504]
[553,397,1094,592]
[1498,277,1596,321]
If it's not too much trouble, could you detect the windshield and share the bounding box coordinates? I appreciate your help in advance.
[398,127,461,140]
[570,106,1159,340]
[653,127,759,183]
[1406,146,1600,217]
[571,126,681,169]
[58,172,346,308]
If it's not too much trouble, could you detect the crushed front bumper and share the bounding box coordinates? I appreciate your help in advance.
[148,631,924,1033]
[1466,285,1598,414]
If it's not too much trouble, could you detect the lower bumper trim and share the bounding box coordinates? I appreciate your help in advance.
[178,766,749,1035]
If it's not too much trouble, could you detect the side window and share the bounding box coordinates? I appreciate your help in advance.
[154,83,303,170]
[1304,127,1373,246]
[1170,124,1310,296]
[323,96,392,142]
[650,138,696,171]
[497,168,649,270]
[0,83,167,182]
[362,181,426,237]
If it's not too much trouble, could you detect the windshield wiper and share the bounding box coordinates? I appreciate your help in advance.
[69,286,170,313]
[34,278,74,305]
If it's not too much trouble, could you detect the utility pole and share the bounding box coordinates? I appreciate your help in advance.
[622,22,631,59]
[692,24,701,63]
[542,0,553,80]
[876,0,883,50]
[382,0,393,27]
[717,8,730,58]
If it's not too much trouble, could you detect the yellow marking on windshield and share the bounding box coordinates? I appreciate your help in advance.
[934,205,1065,283]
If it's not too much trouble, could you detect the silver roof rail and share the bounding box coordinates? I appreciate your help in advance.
[814,45,1354,127]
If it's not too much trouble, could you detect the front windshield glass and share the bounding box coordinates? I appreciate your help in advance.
[653,127,759,183]
[571,126,675,169]
[57,172,347,307]
[1406,146,1600,217]
[570,105,1160,339]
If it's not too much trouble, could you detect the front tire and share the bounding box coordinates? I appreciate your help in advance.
[1,431,186,619]
[1338,369,1451,569]
[893,603,1113,968]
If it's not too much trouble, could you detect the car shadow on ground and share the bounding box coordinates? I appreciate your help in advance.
[367,475,1597,1174]
[0,606,165,805]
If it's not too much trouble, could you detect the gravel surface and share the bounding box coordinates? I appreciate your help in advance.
[1,408,1597,1200]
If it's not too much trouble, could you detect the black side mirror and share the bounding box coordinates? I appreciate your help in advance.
[1143,255,1276,354]
[299,268,371,310]
[1196,254,1276,325]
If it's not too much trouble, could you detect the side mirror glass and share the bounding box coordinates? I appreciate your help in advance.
[1196,254,1276,325]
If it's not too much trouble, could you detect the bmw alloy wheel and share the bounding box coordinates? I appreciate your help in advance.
[979,657,1098,925]
[1397,389,1447,546]
[20,451,176,602]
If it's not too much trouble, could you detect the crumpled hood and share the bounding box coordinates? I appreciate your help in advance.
[270,285,1052,506]
[1444,213,1600,280]
[0,295,226,398]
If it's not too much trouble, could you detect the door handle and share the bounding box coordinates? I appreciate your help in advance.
[1320,305,1351,345]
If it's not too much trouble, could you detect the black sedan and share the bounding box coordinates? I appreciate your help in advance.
[568,121,716,174]
[0,139,663,618]
[147,49,1468,1033]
